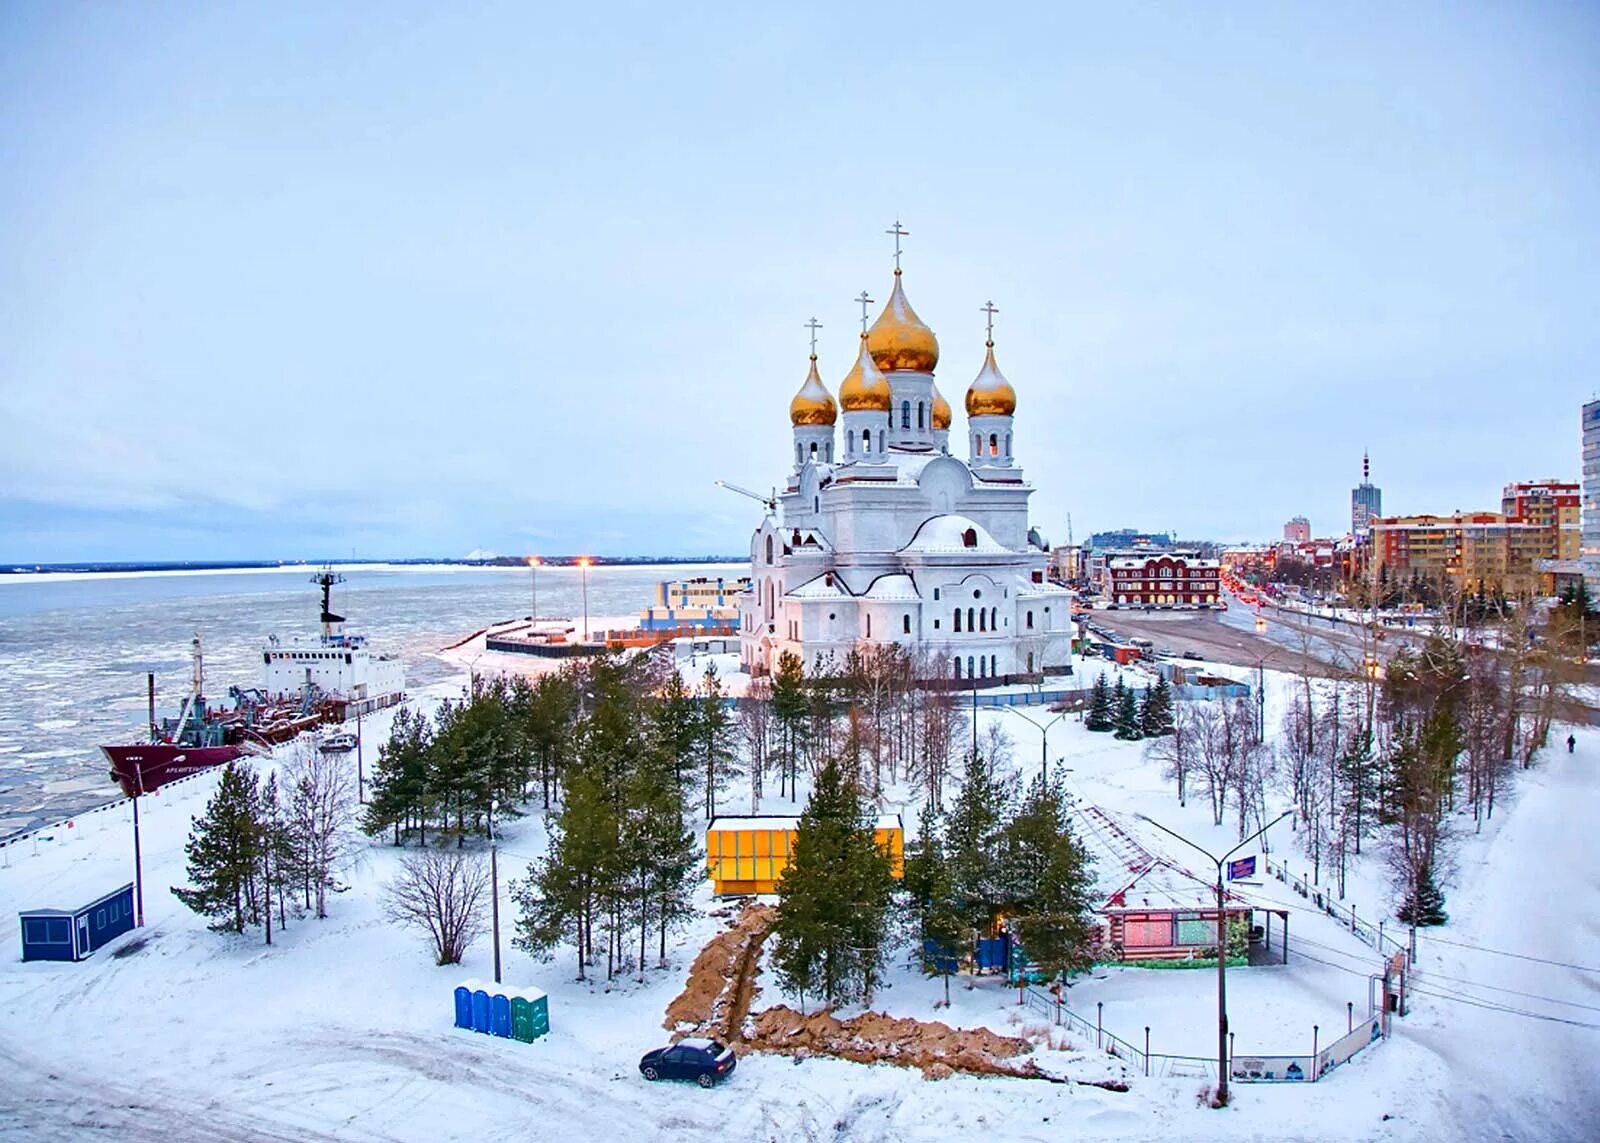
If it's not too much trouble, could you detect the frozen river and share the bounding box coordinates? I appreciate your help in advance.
[0,562,738,836]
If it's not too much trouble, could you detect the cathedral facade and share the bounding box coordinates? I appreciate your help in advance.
[738,247,1073,684]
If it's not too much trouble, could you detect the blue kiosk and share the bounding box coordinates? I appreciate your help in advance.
[19,883,136,962]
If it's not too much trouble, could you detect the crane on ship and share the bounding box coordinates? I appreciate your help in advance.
[714,480,779,514]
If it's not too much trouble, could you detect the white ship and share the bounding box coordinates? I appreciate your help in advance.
[262,570,406,718]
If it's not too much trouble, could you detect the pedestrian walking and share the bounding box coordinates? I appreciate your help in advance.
[1568,733,1577,754]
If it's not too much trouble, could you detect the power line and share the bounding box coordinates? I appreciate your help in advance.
[1405,982,1600,1030]
[1414,932,1600,975]
[1417,969,1600,1016]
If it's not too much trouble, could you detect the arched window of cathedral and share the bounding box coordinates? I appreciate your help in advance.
[902,614,911,634]
[967,655,975,678]
[901,401,911,430]
[988,433,998,456]
[1004,432,1011,456]
[796,443,802,465]
[962,528,977,548]
[991,607,998,629]
[877,429,884,452]
[967,606,975,631]
[809,442,818,458]
[813,496,819,514]
[953,609,961,632]
[978,609,986,632]
[917,403,925,429]
[1027,651,1035,672]
[765,536,773,565]
[1026,610,1034,629]
[974,433,981,455]
[863,429,871,452]
[954,658,961,679]
[991,654,997,676]
[866,614,871,638]
[846,434,854,455]
[979,657,987,678]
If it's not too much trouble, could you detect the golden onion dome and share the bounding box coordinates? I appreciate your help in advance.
[789,354,837,426]
[930,381,952,430]
[867,270,940,373]
[838,332,892,412]
[965,340,1017,417]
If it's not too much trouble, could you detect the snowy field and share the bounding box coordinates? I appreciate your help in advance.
[1,665,1597,1142]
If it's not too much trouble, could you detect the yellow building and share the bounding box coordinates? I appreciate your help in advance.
[705,814,904,895]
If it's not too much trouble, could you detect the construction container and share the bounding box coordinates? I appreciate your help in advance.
[705,814,904,895]
[18,883,135,963]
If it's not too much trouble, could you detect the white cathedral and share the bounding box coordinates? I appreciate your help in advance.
[738,239,1073,684]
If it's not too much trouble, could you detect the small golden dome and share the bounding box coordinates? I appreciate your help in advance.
[867,270,940,374]
[789,354,837,426]
[930,382,952,430]
[965,340,1017,417]
[838,333,892,412]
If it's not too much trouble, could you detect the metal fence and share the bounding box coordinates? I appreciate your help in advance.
[1020,985,1385,1084]
[1264,855,1411,963]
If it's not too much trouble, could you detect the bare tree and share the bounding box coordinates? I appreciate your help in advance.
[1192,702,1232,826]
[285,742,361,919]
[1145,702,1199,806]
[385,846,491,965]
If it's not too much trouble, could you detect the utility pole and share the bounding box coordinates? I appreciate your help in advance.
[490,799,502,985]
[356,705,365,804]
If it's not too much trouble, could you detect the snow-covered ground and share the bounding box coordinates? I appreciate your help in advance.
[1,666,1595,1142]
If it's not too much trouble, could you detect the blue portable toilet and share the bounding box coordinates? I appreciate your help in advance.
[490,992,512,1038]
[471,988,492,1033]
[19,883,135,962]
[453,983,474,1029]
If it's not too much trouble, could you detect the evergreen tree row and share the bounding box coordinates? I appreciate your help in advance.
[1086,672,1174,740]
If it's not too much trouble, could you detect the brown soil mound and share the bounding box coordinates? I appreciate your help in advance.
[662,903,776,1040]
[745,1004,1039,1078]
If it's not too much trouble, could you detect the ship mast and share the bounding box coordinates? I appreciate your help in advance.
[312,568,347,640]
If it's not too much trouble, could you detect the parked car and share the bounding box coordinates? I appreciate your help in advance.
[318,732,358,754]
[639,1038,737,1087]
[1181,650,1203,661]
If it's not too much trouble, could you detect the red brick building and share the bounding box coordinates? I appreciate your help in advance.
[1103,552,1221,609]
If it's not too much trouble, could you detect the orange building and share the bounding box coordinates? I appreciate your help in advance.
[1372,512,1553,597]
[1500,480,1580,562]
[705,814,904,895]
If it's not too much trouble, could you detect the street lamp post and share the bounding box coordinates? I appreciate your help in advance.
[578,557,592,642]
[1137,809,1293,1107]
[1001,706,1069,782]
[527,556,540,626]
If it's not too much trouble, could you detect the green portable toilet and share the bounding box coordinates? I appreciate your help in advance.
[528,987,550,1038]
[510,994,535,1043]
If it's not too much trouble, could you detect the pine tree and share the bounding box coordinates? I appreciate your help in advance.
[770,651,809,802]
[364,705,433,845]
[771,756,895,1009]
[1140,675,1175,737]
[1397,865,1449,926]
[513,762,617,981]
[902,802,965,1005]
[1113,686,1143,741]
[1086,673,1113,733]
[994,774,1098,979]
[944,747,1010,933]
[697,663,738,820]
[173,761,263,934]
[653,668,700,796]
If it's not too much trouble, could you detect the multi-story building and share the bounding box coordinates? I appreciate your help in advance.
[1500,480,1579,563]
[1371,512,1552,597]
[1351,452,1383,536]
[640,575,751,631]
[1283,516,1311,543]
[1101,552,1221,609]
[1089,529,1173,551]
[1585,402,1600,599]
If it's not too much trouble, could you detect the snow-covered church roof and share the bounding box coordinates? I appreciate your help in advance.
[899,514,1009,554]
[862,573,921,601]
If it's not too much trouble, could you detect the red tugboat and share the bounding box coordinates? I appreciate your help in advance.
[101,634,327,797]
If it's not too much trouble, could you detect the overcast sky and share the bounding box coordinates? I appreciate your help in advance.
[2,3,1596,562]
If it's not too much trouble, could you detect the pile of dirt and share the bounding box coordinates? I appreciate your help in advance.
[661,903,776,1040]
[745,1004,1039,1079]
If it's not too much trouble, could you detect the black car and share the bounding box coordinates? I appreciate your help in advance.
[1182,650,1203,660]
[639,1038,737,1087]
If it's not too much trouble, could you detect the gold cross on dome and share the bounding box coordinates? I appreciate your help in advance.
[886,219,909,270]
[804,317,822,356]
[981,300,999,340]
[855,291,874,334]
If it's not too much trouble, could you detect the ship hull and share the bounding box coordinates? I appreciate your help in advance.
[102,744,243,798]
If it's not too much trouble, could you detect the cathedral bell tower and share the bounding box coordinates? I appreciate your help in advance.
[838,295,891,465]
[788,318,836,472]
[966,302,1018,470]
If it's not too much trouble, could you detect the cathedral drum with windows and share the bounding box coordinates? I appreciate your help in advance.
[738,233,1073,685]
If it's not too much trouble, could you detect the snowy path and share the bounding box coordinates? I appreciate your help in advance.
[1382,743,1600,1143]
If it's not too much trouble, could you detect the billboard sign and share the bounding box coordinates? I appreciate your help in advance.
[1227,855,1257,881]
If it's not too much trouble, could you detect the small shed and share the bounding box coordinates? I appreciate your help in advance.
[706,814,904,896]
[19,883,135,963]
